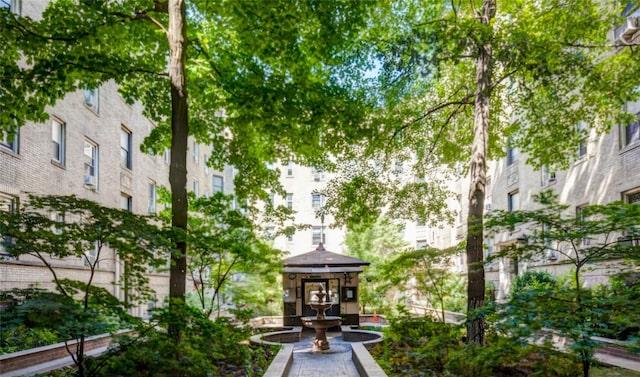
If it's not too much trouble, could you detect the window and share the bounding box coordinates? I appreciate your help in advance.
[52,212,64,235]
[83,140,99,189]
[1,128,19,153]
[83,88,99,113]
[312,226,325,245]
[51,119,65,164]
[577,121,588,158]
[539,222,557,261]
[163,148,170,164]
[85,241,99,267]
[287,233,294,242]
[121,194,132,212]
[457,196,463,224]
[416,240,427,249]
[212,175,224,193]
[541,166,556,186]
[311,167,325,181]
[287,161,294,176]
[204,154,209,174]
[623,112,640,147]
[484,237,494,258]
[576,205,590,246]
[312,194,325,211]
[286,193,293,210]
[193,142,199,163]
[393,161,404,175]
[264,227,275,239]
[506,140,518,165]
[193,180,199,197]
[0,0,19,13]
[120,127,132,169]
[508,190,520,212]
[148,182,157,214]
[0,194,17,258]
[624,190,640,204]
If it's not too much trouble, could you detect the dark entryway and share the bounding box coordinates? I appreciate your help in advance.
[302,279,340,317]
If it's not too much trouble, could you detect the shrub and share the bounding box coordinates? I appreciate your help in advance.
[96,302,275,377]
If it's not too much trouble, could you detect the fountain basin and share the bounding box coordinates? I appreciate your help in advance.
[301,316,342,329]
[301,316,342,351]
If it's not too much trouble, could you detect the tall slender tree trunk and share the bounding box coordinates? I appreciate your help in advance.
[465,0,495,346]
[167,0,189,341]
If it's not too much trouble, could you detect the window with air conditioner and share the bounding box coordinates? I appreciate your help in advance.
[541,166,556,186]
[614,3,640,44]
[83,88,99,113]
[52,119,65,165]
[83,140,99,190]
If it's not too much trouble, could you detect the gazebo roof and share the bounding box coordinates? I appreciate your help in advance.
[283,243,370,268]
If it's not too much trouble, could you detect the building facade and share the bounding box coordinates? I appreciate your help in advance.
[0,74,233,316]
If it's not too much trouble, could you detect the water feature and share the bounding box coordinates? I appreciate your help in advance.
[301,283,341,351]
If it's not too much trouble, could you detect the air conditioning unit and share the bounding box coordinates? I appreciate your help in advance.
[616,16,640,45]
[84,175,97,188]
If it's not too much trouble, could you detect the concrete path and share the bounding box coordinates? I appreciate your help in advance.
[287,332,360,377]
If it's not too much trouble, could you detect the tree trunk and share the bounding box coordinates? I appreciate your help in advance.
[167,0,189,341]
[465,0,495,346]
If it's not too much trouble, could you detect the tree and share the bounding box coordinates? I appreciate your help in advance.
[1,0,376,339]
[324,0,640,344]
[343,216,409,314]
[485,190,640,377]
[165,191,283,318]
[0,195,168,377]
[381,245,466,322]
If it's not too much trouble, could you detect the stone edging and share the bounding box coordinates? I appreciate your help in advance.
[0,330,131,374]
[261,344,294,377]
[352,342,388,377]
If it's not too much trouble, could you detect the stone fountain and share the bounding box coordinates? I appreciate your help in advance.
[301,284,342,351]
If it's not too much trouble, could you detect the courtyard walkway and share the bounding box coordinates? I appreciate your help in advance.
[286,331,361,377]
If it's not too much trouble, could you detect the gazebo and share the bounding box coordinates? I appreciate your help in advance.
[282,243,370,326]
